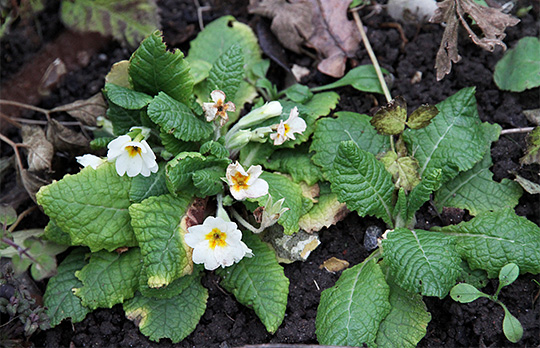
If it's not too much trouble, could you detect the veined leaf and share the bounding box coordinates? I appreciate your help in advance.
[311,112,390,178]
[382,228,461,298]
[106,100,141,135]
[329,141,395,226]
[406,169,442,223]
[44,248,90,327]
[147,92,212,142]
[216,232,289,333]
[299,192,348,233]
[138,267,202,299]
[129,31,193,104]
[129,194,193,288]
[73,248,142,309]
[404,87,490,184]
[311,65,387,94]
[316,259,391,346]
[205,44,244,102]
[435,209,540,277]
[43,219,72,246]
[265,144,323,186]
[124,273,207,343]
[104,83,153,110]
[60,0,160,48]
[129,163,169,203]
[434,152,522,215]
[36,162,136,252]
[494,36,540,92]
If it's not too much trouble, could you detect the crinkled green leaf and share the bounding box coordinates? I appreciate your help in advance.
[311,112,390,178]
[147,92,212,142]
[239,142,275,168]
[255,172,313,235]
[375,275,431,348]
[36,162,136,252]
[434,152,522,215]
[329,141,395,226]
[129,163,168,203]
[192,167,227,197]
[311,65,387,94]
[205,44,244,102]
[159,131,199,156]
[316,259,391,346]
[104,83,153,110]
[521,126,540,165]
[435,209,540,277]
[43,219,72,246]
[216,232,289,333]
[298,192,348,233]
[138,267,202,299]
[403,87,490,184]
[129,194,193,288]
[494,36,540,92]
[265,144,323,186]
[60,0,160,48]
[200,140,230,159]
[44,248,90,327]
[457,259,488,289]
[406,169,442,223]
[383,228,461,297]
[106,100,142,135]
[284,84,313,103]
[371,96,407,136]
[74,248,142,309]
[124,274,207,343]
[129,31,193,104]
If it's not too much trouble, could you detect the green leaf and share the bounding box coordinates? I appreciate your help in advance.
[457,259,488,289]
[494,36,540,92]
[375,276,431,348]
[436,209,540,277]
[216,232,289,333]
[502,307,523,343]
[44,248,91,327]
[450,283,487,303]
[104,83,153,110]
[129,31,193,104]
[205,44,244,101]
[311,65,387,94]
[371,96,407,135]
[192,167,227,197]
[0,205,16,226]
[329,141,395,226]
[299,192,348,233]
[434,152,522,215]
[147,92,212,142]
[284,84,313,103]
[255,172,313,235]
[382,228,461,297]
[60,0,160,48]
[43,220,72,246]
[311,112,390,178]
[403,87,490,184]
[316,259,391,346]
[159,131,199,156]
[380,151,421,191]
[106,100,142,135]
[406,169,442,223]
[129,163,168,203]
[521,126,540,165]
[74,248,141,309]
[138,267,202,299]
[265,144,323,186]
[36,162,136,252]
[129,194,193,288]
[124,274,207,343]
[499,263,519,287]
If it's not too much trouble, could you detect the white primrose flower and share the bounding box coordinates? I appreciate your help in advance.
[270,107,307,146]
[226,162,269,201]
[185,216,252,270]
[76,154,106,170]
[203,90,236,127]
[107,134,158,177]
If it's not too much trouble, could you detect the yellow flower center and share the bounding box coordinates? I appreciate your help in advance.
[205,228,227,249]
[215,99,229,118]
[126,145,142,158]
[231,171,250,192]
[283,123,290,135]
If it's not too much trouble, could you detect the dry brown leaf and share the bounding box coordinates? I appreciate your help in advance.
[319,257,350,273]
[431,0,519,80]
[21,125,54,172]
[51,93,107,127]
[20,169,50,203]
[46,119,89,152]
[249,0,361,78]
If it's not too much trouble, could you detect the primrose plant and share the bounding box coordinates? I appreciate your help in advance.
[35,16,346,343]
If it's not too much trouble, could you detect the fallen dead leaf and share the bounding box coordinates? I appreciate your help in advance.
[51,93,107,127]
[320,256,350,273]
[20,169,50,203]
[21,125,54,172]
[46,119,89,152]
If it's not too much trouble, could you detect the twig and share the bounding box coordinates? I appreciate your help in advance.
[193,0,211,31]
[8,117,82,126]
[1,237,39,264]
[0,132,26,177]
[8,206,38,233]
[0,112,22,128]
[351,9,392,103]
[500,127,534,135]
[0,99,52,121]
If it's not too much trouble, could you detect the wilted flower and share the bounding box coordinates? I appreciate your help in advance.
[226,162,268,201]
[76,154,106,170]
[253,195,288,233]
[270,107,306,145]
[203,90,236,127]
[185,216,252,270]
[107,134,158,177]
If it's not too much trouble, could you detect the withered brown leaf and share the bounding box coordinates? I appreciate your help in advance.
[51,93,107,127]
[21,125,54,172]
[46,119,89,152]
[431,0,520,80]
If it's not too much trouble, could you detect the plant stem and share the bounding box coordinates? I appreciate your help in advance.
[500,127,535,135]
[351,9,392,104]
[0,99,52,121]
[8,206,38,233]
[230,208,261,234]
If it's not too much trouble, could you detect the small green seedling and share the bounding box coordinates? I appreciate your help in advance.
[451,263,524,343]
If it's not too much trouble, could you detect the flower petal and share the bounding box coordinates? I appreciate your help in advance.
[210,90,226,103]
[244,178,269,199]
[76,154,105,169]
[107,135,131,160]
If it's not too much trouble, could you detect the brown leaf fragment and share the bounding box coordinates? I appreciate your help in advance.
[46,119,89,153]
[320,257,349,273]
[21,125,54,172]
[51,93,107,127]
[20,169,50,203]
[430,0,519,80]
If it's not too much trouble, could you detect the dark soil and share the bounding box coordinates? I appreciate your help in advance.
[1,0,539,347]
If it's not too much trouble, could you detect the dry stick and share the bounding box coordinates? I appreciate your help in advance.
[0,132,26,178]
[500,127,535,135]
[8,206,38,233]
[0,99,52,121]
